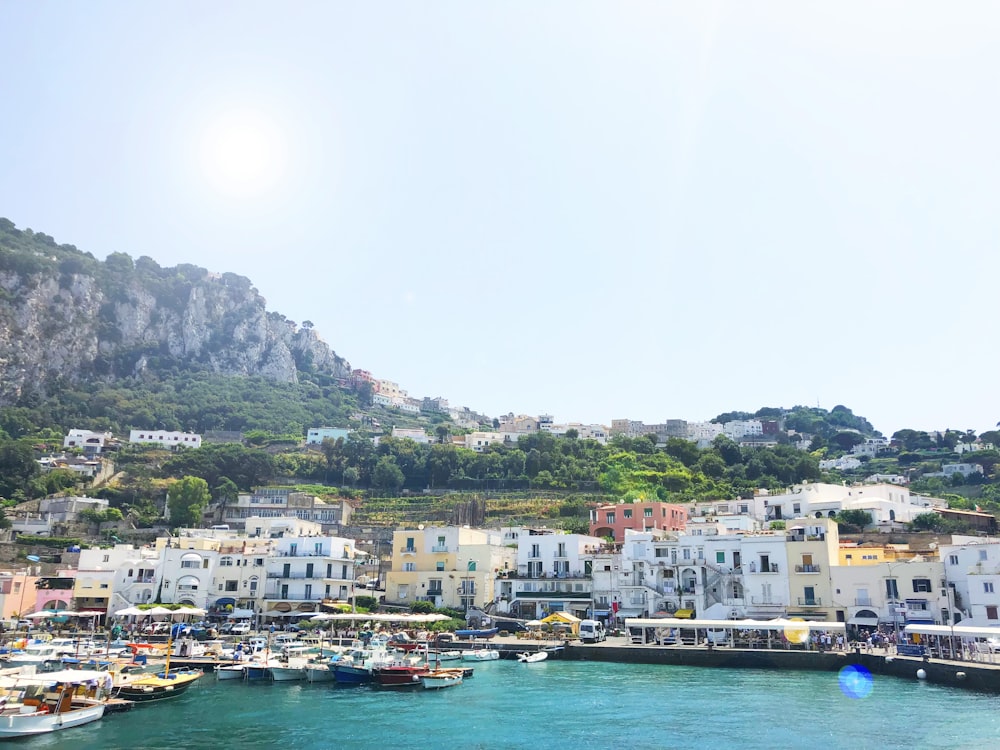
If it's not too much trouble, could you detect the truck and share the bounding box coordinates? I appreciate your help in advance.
[579,619,607,643]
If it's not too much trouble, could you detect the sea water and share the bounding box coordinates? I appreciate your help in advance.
[23,660,1000,749]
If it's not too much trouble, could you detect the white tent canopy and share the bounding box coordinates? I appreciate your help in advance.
[624,617,846,632]
[904,623,1000,638]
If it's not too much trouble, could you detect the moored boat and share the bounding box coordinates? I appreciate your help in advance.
[113,667,203,703]
[0,669,109,738]
[420,669,464,690]
[462,649,499,661]
[374,664,430,688]
[517,651,548,663]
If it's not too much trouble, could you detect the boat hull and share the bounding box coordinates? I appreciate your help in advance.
[374,666,428,687]
[420,670,463,690]
[333,665,373,684]
[269,667,305,682]
[115,671,202,703]
[0,703,105,738]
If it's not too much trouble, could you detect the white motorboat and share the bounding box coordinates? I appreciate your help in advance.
[7,643,76,667]
[462,649,500,661]
[303,663,335,683]
[517,651,548,663]
[269,658,307,682]
[0,669,109,738]
[215,664,245,681]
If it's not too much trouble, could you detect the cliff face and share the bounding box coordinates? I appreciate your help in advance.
[0,220,351,404]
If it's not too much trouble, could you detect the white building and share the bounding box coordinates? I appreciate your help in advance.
[306,427,351,445]
[852,437,890,457]
[819,456,863,471]
[761,482,943,530]
[830,559,946,630]
[262,535,360,621]
[939,539,1000,627]
[129,430,202,450]
[723,420,763,439]
[496,531,604,620]
[391,427,431,444]
[63,429,115,455]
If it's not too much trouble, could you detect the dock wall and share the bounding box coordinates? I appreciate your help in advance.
[564,644,1000,694]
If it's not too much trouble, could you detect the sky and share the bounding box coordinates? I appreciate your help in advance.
[1,2,998,438]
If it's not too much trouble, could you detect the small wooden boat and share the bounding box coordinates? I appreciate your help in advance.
[215,664,245,681]
[420,669,464,690]
[517,651,548,663]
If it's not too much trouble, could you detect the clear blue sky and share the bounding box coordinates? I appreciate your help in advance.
[1,2,997,437]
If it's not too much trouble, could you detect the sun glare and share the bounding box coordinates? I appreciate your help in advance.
[198,110,287,197]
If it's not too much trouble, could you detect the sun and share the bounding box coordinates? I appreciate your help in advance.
[198,110,287,197]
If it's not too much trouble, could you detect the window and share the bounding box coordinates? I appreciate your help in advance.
[623,509,633,519]
[405,537,415,551]
[397,584,409,600]
[605,513,616,524]
[886,579,899,600]
[436,562,444,571]
[644,508,653,518]
[985,582,995,594]
[225,580,238,592]
[220,557,234,567]
[716,551,725,564]
[314,542,323,555]
[988,606,999,621]
[102,554,110,563]
[403,562,416,572]
[255,558,264,567]
[912,579,932,593]
[792,503,801,514]
[949,555,959,566]
[682,548,691,560]
[530,544,540,558]
[557,543,566,558]
[249,577,258,593]
[305,584,313,599]
[981,550,989,561]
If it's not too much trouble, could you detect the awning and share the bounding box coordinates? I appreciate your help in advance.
[848,616,879,627]
[592,610,610,617]
[674,609,695,619]
[905,618,935,625]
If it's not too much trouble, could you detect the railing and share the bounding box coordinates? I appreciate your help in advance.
[431,545,449,553]
[266,572,316,579]
[400,547,416,554]
[795,564,821,573]
[797,597,822,606]
[749,597,783,606]
[426,588,443,596]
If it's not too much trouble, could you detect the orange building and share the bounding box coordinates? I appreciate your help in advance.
[590,501,687,542]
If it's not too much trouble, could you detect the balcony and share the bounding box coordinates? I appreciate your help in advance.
[748,563,779,574]
[749,597,783,606]
[797,597,822,606]
[514,591,593,600]
[266,572,316,579]
[426,588,443,596]
[794,564,821,573]
[431,545,449,553]
[400,547,416,555]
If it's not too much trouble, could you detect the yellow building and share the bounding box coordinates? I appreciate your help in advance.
[385,526,516,611]
[838,543,936,566]
[784,517,840,621]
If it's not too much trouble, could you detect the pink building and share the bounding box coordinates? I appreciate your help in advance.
[0,572,38,619]
[33,570,77,611]
[589,501,688,542]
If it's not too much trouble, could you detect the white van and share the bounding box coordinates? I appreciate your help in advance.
[579,620,607,643]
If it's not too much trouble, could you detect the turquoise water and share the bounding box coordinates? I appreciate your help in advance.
[22,661,1000,749]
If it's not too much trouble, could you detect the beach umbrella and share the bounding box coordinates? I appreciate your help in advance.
[24,611,59,618]
[173,607,206,617]
[115,606,145,616]
[526,620,544,627]
[145,606,174,617]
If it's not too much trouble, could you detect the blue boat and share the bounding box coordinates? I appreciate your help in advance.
[454,627,499,640]
[333,663,374,684]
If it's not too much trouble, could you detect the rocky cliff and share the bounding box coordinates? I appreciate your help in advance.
[0,218,351,404]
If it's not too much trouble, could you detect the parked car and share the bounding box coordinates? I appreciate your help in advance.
[494,620,529,633]
[230,621,251,635]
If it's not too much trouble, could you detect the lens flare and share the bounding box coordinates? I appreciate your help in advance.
[839,664,874,699]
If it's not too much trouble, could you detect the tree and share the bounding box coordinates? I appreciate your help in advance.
[835,509,872,532]
[564,428,579,440]
[909,512,946,532]
[435,425,451,444]
[167,476,211,528]
[372,456,404,493]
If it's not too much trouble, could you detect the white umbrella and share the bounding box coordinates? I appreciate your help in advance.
[74,611,102,618]
[144,606,174,617]
[526,620,544,627]
[173,607,206,617]
[24,611,58,618]
[115,606,145,616]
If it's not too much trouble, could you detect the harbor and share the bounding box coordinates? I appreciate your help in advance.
[1,654,995,750]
